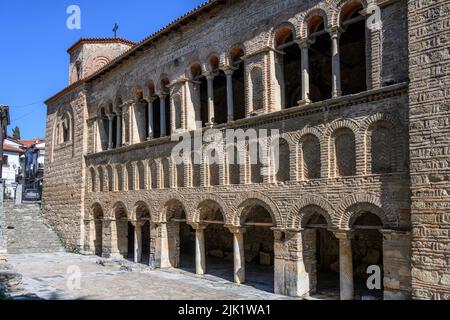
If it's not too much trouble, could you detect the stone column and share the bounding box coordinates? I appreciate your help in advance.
[335,231,354,300]
[116,112,122,148]
[330,30,342,98]
[107,115,114,150]
[133,221,144,263]
[159,93,167,137]
[205,73,215,126]
[224,69,234,122]
[192,223,207,275]
[297,40,311,105]
[158,222,171,268]
[228,226,246,284]
[381,229,412,300]
[147,98,154,140]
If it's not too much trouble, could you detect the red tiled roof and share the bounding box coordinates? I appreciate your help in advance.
[67,37,136,53]
[45,0,223,105]
[3,144,24,154]
[20,138,45,148]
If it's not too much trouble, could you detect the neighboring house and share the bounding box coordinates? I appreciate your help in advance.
[2,136,24,199]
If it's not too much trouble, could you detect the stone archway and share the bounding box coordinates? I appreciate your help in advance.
[111,202,129,259]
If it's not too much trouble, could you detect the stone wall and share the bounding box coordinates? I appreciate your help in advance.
[407,0,450,300]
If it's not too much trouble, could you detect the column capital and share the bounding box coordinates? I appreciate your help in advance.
[204,71,217,80]
[157,91,169,98]
[333,229,354,240]
[107,114,115,121]
[226,225,246,234]
[223,66,238,75]
[329,27,344,38]
[131,220,145,227]
[295,38,312,49]
[189,222,208,230]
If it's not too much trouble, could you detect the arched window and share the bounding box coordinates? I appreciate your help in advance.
[54,111,73,146]
[106,165,113,192]
[150,160,158,189]
[333,128,356,177]
[126,163,134,191]
[230,46,246,121]
[301,134,321,180]
[370,121,394,174]
[116,165,124,191]
[191,64,209,128]
[276,139,290,182]
[161,158,170,189]
[275,26,302,109]
[98,167,104,192]
[340,0,367,95]
[208,149,220,186]
[228,145,241,185]
[137,161,145,190]
[135,86,148,143]
[90,168,96,192]
[191,152,202,187]
[250,67,264,112]
[308,15,332,102]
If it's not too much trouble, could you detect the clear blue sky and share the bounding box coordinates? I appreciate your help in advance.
[0,0,205,140]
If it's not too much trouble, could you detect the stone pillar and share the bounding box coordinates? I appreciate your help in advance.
[224,69,234,122]
[297,40,311,105]
[159,93,167,137]
[192,223,207,275]
[157,222,171,268]
[206,73,215,126]
[228,226,246,284]
[147,98,154,140]
[330,30,342,98]
[116,112,122,148]
[107,115,114,150]
[381,229,412,300]
[335,231,354,300]
[101,219,113,258]
[133,221,143,263]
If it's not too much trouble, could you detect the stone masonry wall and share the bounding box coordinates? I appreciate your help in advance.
[408,0,450,300]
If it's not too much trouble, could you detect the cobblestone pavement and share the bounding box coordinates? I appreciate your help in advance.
[4,253,295,300]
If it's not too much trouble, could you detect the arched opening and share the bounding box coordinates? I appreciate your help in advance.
[135,202,151,264]
[230,47,246,121]
[308,16,332,102]
[275,26,302,109]
[176,162,185,188]
[340,1,367,95]
[161,77,171,136]
[275,139,290,182]
[106,165,113,192]
[98,107,109,151]
[191,152,202,188]
[369,121,395,174]
[333,128,356,177]
[137,161,145,190]
[249,142,263,184]
[116,165,124,191]
[228,145,241,185]
[161,158,170,189]
[90,168,96,192]
[98,167,104,192]
[126,163,134,191]
[165,200,194,269]
[301,134,321,180]
[113,203,129,259]
[152,96,161,138]
[208,149,220,186]
[135,87,149,143]
[150,160,158,189]
[213,70,228,125]
[199,201,233,281]
[300,207,339,299]
[350,210,384,300]
[241,203,275,292]
[191,64,209,128]
[91,204,103,256]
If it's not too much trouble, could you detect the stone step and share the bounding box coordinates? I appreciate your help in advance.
[3,202,65,254]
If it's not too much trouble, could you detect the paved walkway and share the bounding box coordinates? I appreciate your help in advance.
[4,253,294,300]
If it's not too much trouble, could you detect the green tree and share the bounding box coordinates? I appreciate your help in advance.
[12,126,20,140]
